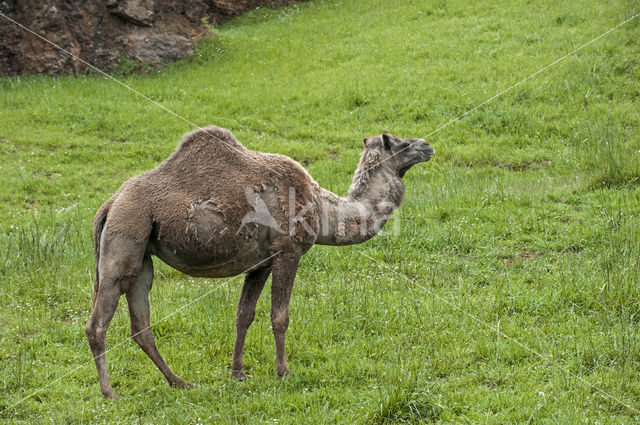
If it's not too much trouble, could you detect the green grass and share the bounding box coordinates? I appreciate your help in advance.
[1,0,640,423]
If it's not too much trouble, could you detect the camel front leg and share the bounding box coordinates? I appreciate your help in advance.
[231,266,271,380]
[270,252,301,377]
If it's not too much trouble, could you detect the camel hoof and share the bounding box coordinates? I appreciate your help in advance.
[171,379,195,389]
[102,389,120,399]
[277,368,290,378]
[231,370,252,381]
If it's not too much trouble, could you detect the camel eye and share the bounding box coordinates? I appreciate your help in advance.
[398,141,410,149]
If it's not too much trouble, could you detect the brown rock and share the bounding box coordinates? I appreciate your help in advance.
[119,28,193,64]
[0,0,301,75]
[107,0,155,26]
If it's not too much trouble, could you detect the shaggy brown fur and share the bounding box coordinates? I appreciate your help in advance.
[85,126,434,398]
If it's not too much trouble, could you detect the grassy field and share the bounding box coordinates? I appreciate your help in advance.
[1,0,640,422]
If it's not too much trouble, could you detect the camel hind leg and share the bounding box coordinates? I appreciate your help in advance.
[85,275,123,398]
[126,255,194,389]
[85,235,145,398]
[85,229,151,398]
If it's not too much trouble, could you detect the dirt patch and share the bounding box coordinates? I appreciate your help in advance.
[505,250,545,267]
[493,160,551,172]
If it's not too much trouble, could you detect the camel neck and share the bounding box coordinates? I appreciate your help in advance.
[314,167,405,246]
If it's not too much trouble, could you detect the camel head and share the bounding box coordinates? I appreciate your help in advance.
[363,133,435,178]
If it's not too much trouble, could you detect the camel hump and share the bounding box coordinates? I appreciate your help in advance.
[179,126,245,151]
[158,125,250,170]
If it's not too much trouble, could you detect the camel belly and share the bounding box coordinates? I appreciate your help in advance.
[148,201,275,278]
[149,234,273,278]
[146,189,286,277]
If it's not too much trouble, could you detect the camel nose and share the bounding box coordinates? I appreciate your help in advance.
[425,144,435,155]
[417,140,435,155]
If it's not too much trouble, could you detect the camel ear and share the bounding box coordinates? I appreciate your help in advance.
[382,134,392,150]
[363,138,368,147]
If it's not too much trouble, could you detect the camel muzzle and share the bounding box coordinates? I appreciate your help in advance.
[417,142,435,160]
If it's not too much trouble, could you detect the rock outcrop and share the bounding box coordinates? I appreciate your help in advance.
[0,0,300,75]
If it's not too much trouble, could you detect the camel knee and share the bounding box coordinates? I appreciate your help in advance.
[130,325,152,344]
[270,311,289,334]
[85,322,108,347]
[236,308,256,329]
[131,331,147,346]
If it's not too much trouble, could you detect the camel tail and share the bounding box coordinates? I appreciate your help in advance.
[92,201,111,308]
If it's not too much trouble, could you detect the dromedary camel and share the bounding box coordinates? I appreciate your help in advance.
[85,126,434,398]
